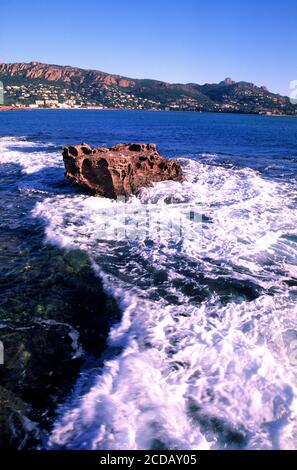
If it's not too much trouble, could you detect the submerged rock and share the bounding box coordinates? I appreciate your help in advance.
[0,244,120,449]
[62,143,184,198]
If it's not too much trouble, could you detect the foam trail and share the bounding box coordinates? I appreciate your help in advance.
[2,136,297,449]
[35,156,297,450]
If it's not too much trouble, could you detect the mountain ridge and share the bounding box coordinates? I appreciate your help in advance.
[0,61,295,115]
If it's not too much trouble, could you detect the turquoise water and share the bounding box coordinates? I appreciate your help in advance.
[0,110,297,449]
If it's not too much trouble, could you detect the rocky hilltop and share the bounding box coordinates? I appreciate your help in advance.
[0,61,296,115]
[63,143,184,198]
[0,62,135,88]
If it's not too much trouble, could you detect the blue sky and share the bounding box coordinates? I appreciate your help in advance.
[0,0,296,96]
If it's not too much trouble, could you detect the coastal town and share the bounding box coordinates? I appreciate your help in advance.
[2,82,163,110]
[2,81,218,112]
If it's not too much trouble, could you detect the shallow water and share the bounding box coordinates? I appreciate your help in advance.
[1,110,297,449]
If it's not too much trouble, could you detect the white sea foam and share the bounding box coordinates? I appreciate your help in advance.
[0,136,60,174]
[1,136,297,449]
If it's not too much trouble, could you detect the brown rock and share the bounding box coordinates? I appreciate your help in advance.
[62,143,184,198]
[103,75,117,86]
[0,62,134,88]
[0,106,22,111]
[119,79,132,88]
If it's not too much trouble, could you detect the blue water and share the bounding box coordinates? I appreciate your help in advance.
[1,110,297,177]
[1,110,297,450]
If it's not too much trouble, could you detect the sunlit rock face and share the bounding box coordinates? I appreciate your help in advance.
[62,143,184,198]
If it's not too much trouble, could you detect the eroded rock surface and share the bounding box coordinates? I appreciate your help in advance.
[62,143,184,198]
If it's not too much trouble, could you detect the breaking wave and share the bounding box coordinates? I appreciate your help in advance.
[1,135,297,450]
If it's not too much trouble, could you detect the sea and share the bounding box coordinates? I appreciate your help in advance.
[1,109,297,450]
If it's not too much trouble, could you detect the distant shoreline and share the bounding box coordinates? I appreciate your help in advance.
[0,106,295,117]
[0,106,27,111]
